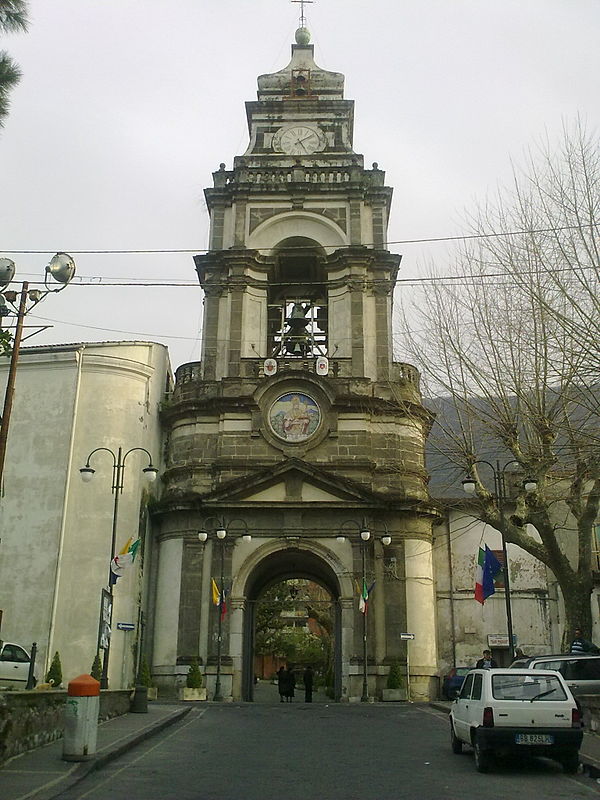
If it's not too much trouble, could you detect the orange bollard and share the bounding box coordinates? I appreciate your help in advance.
[62,674,100,761]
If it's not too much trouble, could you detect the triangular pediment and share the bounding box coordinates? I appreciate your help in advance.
[198,458,382,507]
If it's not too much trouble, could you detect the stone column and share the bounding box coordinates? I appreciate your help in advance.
[339,597,354,702]
[404,537,438,701]
[152,536,184,693]
[229,597,245,701]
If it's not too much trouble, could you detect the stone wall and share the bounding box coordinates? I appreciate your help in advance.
[0,690,131,765]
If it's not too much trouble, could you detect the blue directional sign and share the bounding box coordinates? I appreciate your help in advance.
[117,622,135,631]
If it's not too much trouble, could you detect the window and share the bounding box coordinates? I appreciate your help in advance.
[471,673,483,700]
[459,673,474,700]
[492,673,567,701]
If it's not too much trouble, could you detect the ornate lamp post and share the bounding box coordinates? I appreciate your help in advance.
[0,254,76,486]
[337,519,392,702]
[198,517,251,701]
[80,446,158,688]
[462,460,537,662]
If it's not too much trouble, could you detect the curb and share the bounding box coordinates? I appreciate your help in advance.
[30,706,192,800]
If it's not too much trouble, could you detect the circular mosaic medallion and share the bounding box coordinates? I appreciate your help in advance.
[268,392,321,443]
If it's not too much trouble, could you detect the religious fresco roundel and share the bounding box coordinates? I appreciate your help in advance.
[268,392,321,443]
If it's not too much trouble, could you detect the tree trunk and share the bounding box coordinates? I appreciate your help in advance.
[558,572,594,650]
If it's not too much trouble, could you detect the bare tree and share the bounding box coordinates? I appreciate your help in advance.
[397,120,600,641]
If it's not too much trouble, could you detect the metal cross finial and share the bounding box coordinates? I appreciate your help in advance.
[291,0,314,28]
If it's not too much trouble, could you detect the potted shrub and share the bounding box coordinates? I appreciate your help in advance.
[178,659,206,701]
[90,653,102,682]
[138,656,158,700]
[382,661,405,701]
[45,651,62,688]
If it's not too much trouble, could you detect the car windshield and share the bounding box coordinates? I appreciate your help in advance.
[492,673,567,701]
[455,668,470,676]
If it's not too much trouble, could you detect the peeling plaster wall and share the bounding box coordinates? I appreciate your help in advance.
[0,342,170,688]
[434,508,555,673]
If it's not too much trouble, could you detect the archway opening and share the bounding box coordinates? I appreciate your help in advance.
[268,237,328,358]
[242,547,342,702]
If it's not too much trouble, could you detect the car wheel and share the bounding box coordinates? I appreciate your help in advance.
[450,722,462,754]
[473,738,492,773]
[561,749,580,774]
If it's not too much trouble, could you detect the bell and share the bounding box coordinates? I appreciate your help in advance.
[287,303,307,322]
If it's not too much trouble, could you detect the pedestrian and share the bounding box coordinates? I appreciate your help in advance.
[303,665,314,703]
[570,627,599,654]
[277,665,286,702]
[283,664,296,702]
[475,649,498,669]
[514,647,529,660]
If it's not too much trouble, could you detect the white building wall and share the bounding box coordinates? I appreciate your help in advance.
[434,509,555,672]
[0,341,170,688]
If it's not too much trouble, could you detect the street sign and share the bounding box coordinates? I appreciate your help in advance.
[487,634,516,648]
[117,622,135,632]
[400,633,415,640]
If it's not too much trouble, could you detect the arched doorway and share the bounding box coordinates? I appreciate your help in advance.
[240,545,344,701]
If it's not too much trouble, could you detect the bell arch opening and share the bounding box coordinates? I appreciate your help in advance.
[268,237,328,358]
[241,546,343,702]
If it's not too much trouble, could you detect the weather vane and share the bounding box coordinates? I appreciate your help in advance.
[291,0,314,28]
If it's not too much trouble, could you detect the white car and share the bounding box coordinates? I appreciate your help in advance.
[0,641,33,689]
[449,668,583,773]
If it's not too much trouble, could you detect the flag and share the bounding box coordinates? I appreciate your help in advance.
[358,579,376,614]
[110,538,141,584]
[220,587,228,621]
[475,545,502,604]
[211,578,220,606]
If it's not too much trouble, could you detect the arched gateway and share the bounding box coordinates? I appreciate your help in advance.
[150,27,440,701]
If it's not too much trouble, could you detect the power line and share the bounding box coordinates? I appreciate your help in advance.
[1,221,597,257]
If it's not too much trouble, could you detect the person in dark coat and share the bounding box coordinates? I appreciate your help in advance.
[303,665,314,703]
[283,664,296,702]
[475,650,498,669]
[277,665,286,702]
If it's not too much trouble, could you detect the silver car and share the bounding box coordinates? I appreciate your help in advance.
[510,653,600,696]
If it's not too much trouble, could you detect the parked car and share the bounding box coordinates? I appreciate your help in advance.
[449,668,583,773]
[510,653,600,696]
[0,641,33,689]
[442,666,470,699]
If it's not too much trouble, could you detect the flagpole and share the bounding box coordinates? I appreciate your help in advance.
[214,533,226,702]
[198,517,251,701]
[361,536,369,702]
[463,461,538,665]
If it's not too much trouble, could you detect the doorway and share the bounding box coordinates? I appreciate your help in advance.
[241,547,342,701]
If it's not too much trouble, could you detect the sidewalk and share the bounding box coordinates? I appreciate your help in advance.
[430,700,600,778]
[0,702,192,800]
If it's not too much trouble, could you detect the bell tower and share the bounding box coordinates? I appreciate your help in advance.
[154,26,440,702]
[196,26,397,383]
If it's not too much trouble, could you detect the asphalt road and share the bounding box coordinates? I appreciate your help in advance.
[53,704,599,800]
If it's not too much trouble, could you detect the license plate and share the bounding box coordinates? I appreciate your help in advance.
[515,734,554,745]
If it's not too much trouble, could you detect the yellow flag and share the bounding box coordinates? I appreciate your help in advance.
[119,537,133,556]
[211,578,220,606]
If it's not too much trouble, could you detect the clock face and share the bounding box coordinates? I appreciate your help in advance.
[274,126,325,156]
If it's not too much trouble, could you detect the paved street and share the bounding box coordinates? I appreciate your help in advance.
[51,702,599,800]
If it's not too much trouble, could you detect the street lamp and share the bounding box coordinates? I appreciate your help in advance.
[462,460,537,662]
[198,516,250,701]
[79,446,158,688]
[337,518,392,702]
[0,254,76,486]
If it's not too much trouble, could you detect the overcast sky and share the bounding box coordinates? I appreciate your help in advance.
[1,0,598,371]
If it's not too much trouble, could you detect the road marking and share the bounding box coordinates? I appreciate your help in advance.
[73,709,206,800]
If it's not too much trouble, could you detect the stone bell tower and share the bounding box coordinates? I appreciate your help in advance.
[152,27,440,701]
